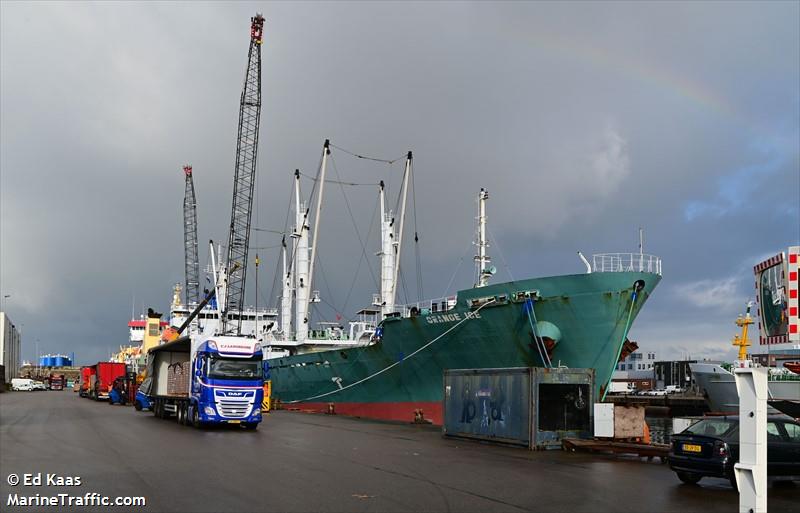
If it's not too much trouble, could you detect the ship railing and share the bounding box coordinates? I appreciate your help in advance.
[396,295,458,318]
[592,253,662,275]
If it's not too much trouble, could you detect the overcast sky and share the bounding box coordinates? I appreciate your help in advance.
[1,1,798,365]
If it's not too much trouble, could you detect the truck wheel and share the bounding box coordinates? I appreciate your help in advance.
[243,422,259,431]
[177,404,185,425]
[191,406,203,429]
[134,400,142,411]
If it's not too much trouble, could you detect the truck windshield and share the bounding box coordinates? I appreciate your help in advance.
[206,356,262,381]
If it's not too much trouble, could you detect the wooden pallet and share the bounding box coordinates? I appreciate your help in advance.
[562,438,670,461]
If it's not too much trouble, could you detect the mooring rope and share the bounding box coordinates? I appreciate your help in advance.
[524,298,552,368]
[600,285,641,401]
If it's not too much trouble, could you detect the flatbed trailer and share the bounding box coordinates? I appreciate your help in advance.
[148,337,193,423]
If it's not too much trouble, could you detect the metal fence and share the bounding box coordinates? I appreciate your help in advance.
[396,295,458,317]
[592,253,662,275]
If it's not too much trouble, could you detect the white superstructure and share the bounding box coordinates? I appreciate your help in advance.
[168,283,278,340]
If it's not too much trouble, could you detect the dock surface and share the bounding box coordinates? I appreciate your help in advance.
[1,391,798,512]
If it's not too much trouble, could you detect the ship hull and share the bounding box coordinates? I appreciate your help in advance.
[268,271,660,424]
[690,362,800,413]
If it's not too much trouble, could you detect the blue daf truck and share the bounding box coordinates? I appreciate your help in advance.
[138,335,264,429]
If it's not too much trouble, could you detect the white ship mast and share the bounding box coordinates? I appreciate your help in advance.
[292,170,311,343]
[304,140,329,328]
[280,237,293,339]
[474,188,493,288]
[210,240,226,314]
[377,180,397,317]
[388,152,412,312]
[274,147,413,348]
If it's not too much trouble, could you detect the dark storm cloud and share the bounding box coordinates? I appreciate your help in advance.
[1,2,797,364]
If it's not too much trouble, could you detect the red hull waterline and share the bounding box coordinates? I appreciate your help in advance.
[293,401,443,425]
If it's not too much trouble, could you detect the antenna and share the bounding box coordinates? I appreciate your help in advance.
[639,227,644,255]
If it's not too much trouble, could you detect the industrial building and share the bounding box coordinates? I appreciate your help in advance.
[0,311,22,383]
[654,360,696,390]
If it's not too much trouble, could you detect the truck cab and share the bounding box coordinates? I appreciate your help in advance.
[190,336,264,428]
[49,374,66,391]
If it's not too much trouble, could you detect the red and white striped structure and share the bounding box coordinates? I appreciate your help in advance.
[754,246,799,347]
[788,246,799,343]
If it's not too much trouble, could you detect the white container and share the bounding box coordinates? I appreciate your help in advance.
[593,403,614,438]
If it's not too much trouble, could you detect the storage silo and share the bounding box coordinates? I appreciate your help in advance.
[54,355,66,367]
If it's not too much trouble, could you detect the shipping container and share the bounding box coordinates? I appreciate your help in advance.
[443,367,595,449]
[89,362,127,401]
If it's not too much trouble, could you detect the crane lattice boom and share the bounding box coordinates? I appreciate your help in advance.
[183,165,200,305]
[222,14,264,335]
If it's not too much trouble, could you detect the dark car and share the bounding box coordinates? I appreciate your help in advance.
[668,415,800,489]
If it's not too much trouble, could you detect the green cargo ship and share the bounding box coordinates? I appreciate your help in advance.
[268,263,660,424]
[265,156,661,424]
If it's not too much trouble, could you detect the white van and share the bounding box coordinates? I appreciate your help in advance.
[11,378,35,391]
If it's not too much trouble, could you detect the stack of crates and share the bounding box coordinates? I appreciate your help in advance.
[167,361,190,396]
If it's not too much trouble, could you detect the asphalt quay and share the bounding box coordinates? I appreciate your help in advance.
[1,391,798,512]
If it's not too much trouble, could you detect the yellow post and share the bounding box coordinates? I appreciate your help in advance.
[732,302,754,361]
[262,380,271,413]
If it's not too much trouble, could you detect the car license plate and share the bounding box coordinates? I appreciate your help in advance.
[228,420,241,424]
[683,443,702,453]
